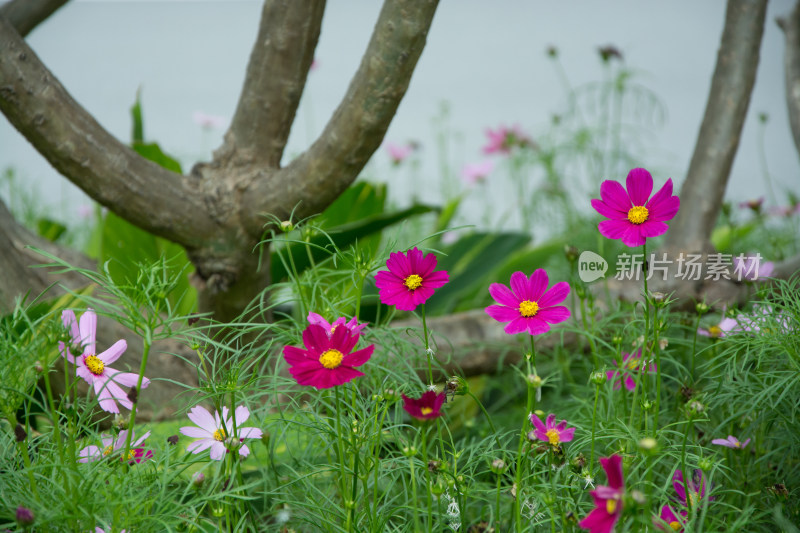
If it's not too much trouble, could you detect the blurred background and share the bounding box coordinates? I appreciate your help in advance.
[1,0,797,232]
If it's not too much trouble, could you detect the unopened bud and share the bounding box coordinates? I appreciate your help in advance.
[428,460,441,473]
[225,437,242,452]
[650,291,666,304]
[33,361,44,373]
[696,302,709,315]
[630,489,646,505]
[260,432,271,446]
[114,414,129,430]
[402,446,417,457]
[638,437,658,453]
[612,335,623,345]
[192,472,205,488]
[527,374,543,388]
[570,454,587,473]
[280,221,293,232]
[659,338,669,350]
[490,458,507,474]
[167,435,179,446]
[15,506,34,526]
[446,376,469,396]
[590,371,606,386]
[698,456,714,471]
[564,245,579,262]
[686,400,705,415]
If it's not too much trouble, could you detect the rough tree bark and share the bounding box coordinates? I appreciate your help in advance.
[0,0,440,324]
[0,0,68,38]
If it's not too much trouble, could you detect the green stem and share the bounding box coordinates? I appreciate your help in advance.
[409,444,420,533]
[334,387,352,532]
[371,401,389,518]
[681,416,694,522]
[349,416,360,532]
[421,304,432,386]
[122,338,152,467]
[590,382,600,473]
[653,302,661,436]
[690,314,701,382]
[641,241,650,433]
[467,391,504,454]
[422,425,432,532]
[495,472,503,530]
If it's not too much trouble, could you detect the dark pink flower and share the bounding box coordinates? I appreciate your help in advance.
[307,312,366,336]
[579,454,625,533]
[529,413,576,445]
[591,168,680,247]
[654,504,686,532]
[482,124,534,154]
[59,309,150,414]
[283,324,374,389]
[673,469,713,510]
[606,349,655,391]
[485,270,570,335]
[711,435,750,449]
[374,248,449,312]
[402,390,446,421]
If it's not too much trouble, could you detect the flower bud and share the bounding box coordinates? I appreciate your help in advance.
[126,387,138,405]
[564,245,578,263]
[428,460,441,473]
[695,302,709,315]
[260,432,271,446]
[630,489,646,506]
[490,458,507,474]
[402,446,417,457]
[590,371,606,386]
[527,374,543,388]
[16,506,34,526]
[446,376,469,396]
[659,338,669,350]
[14,423,27,442]
[192,472,205,488]
[638,437,658,454]
[33,361,44,374]
[686,400,705,416]
[698,456,714,472]
[280,220,293,232]
[612,335,623,345]
[569,453,587,474]
[114,414,130,430]
[650,291,666,305]
[167,435,179,446]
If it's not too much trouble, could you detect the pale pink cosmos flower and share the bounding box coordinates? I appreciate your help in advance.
[192,111,227,129]
[697,316,740,339]
[385,142,414,165]
[737,197,763,213]
[96,528,127,533]
[711,435,750,449]
[77,204,93,220]
[461,160,495,185]
[306,312,366,335]
[59,309,150,414]
[732,254,774,281]
[78,429,152,463]
[180,405,263,461]
[482,124,533,155]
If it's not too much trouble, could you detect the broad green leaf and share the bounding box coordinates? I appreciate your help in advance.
[36,217,67,242]
[132,142,183,174]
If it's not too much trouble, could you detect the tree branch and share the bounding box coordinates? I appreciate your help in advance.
[241,0,439,230]
[220,0,325,168]
[0,18,217,248]
[0,0,69,37]
[664,0,767,254]
[778,1,800,159]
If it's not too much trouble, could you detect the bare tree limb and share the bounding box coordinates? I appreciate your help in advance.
[0,0,69,37]
[0,18,217,248]
[220,0,325,168]
[664,0,767,255]
[778,1,800,159]
[241,0,439,231]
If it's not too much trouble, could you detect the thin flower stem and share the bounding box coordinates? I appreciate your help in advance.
[421,304,432,386]
[579,295,599,369]
[122,337,152,468]
[515,336,537,533]
[494,472,503,529]
[467,391,504,454]
[653,303,662,436]
[371,401,390,517]
[641,241,650,433]
[681,416,694,524]
[590,382,600,473]
[690,314,701,381]
[409,440,421,533]
[349,415,360,532]
[283,230,308,318]
[334,386,353,532]
[422,424,432,533]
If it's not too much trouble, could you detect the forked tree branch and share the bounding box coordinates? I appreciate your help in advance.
[778,1,800,158]
[222,0,325,168]
[242,0,439,231]
[0,0,69,37]
[0,18,217,248]
[664,0,767,254]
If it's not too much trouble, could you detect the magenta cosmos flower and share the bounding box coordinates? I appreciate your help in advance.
[482,124,533,154]
[673,469,713,510]
[591,167,680,248]
[402,390,446,421]
[711,435,750,449]
[180,405,263,461]
[59,309,150,414]
[283,324,374,389]
[606,349,656,391]
[579,454,625,533]
[654,505,686,532]
[529,413,576,446]
[78,429,152,464]
[485,270,570,335]
[307,312,366,336]
[374,247,449,312]
[385,142,414,165]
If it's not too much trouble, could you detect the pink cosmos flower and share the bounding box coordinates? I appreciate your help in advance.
[579,454,625,533]
[737,197,763,213]
[654,504,686,532]
[697,316,740,338]
[485,269,570,335]
[482,124,533,155]
[385,142,414,165]
[96,528,127,533]
[732,254,774,281]
[283,324,374,389]
[59,309,150,414]
[78,429,152,464]
[77,204,93,219]
[591,167,681,247]
[711,435,750,449]
[461,160,495,185]
[529,413,576,445]
[192,111,227,129]
[180,405,263,461]
[307,312,366,336]
[402,390,446,421]
[374,247,449,312]
[606,349,656,391]
[673,469,713,510]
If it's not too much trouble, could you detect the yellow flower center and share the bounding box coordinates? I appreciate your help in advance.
[319,349,344,369]
[404,274,423,291]
[518,300,539,317]
[85,355,104,376]
[420,407,433,416]
[688,492,698,509]
[734,441,741,448]
[626,358,640,371]
[670,521,681,531]
[213,429,226,442]
[546,428,560,445]
[126,449,137,461]
[103,445,113,456]
[709,325,722,338]
[606,498,618,514]
[627,205,649,224]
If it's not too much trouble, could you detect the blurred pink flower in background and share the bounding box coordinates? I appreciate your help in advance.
[482,124,533,154]
[77,204,93,220]
[385,142,415,165]
[310,58,319,71]
[732,254,774,281]
[737,197,763,213]
[461,160,495,185]
[711,435,750,449]
[192,111,227,129]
